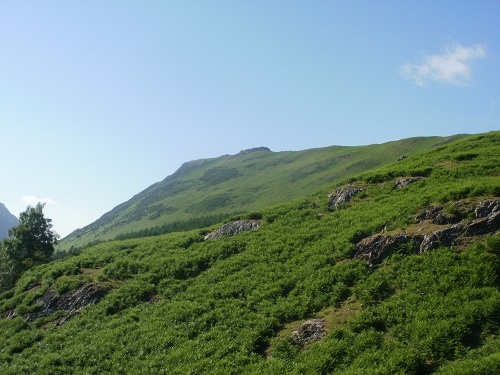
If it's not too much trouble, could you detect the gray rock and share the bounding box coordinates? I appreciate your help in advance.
[414,205,461,225]
[415,206,443,222]
[204,220,261,240]
[419,222,466,253]
[473,200,499,218]
[355,200,499,266]
[466,210,500,235]
[328,184,363,210]
[394,177,422,189]
[4,283,112,324]
[291,318,326,347]
[354,232,416,267]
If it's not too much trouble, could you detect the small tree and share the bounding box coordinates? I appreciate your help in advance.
[0,203,59,291]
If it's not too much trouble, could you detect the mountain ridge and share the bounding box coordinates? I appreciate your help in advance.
[59,135,466,251]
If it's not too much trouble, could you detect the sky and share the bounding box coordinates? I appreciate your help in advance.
[1,1,499,237]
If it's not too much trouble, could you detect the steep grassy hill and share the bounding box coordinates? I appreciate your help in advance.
[0,131,499,374]
[59,135,463,251]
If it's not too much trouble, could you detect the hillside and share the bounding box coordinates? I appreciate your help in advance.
[59,135,464,251]
[0,203,18,239]
[0,131,499,374]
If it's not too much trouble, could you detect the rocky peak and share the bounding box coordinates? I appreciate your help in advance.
[237,147,271,156]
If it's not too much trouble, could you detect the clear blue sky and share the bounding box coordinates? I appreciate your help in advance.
[1,1,499,237]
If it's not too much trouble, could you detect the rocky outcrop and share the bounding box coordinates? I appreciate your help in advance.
[394,177,422,189]
[355,200,499,267]
[328,185,363,210]
[414,205,462,225]
[204,220,261,240]
[290,318,326,348]
[473,199,499,218]
[237,147,271,156]
[3,283,111,325]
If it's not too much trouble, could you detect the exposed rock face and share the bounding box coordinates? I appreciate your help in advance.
[291,318,326,348]
[419,223,467,252]
[394,177,422,189]
[473,200,499,219]
[355,200,499,267]
[3,283,111,325]
[204,220,261,240]
[354,232,414,266]
[328,185,363,210]
[467,209,500,235]
[414,205,462,225]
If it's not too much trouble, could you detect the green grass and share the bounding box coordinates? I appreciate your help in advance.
[0,131,499,374]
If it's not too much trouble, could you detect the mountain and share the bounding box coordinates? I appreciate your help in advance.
[0,131,498,373]
[0,203,18,239]
[59,135,464,251]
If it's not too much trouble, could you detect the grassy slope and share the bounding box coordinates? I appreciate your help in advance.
[59,135,463,251]
[1,131,499,374]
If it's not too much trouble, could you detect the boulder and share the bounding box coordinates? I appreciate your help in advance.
[473,200,499,218]
[466,210,500,235]
[419,222,466,253]
[328,184,363,210]
[394,177,422,189]
[204,220,261,240]
[415,205,443,222]
[414,205,461,225]
[291,318,326,348]
[354,232,416,267]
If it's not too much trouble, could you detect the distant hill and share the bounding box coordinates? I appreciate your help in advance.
[59,135,465,251]
[0,203,18,239]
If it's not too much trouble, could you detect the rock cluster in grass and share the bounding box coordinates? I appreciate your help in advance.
[414,204,462,225]
[355,200,499,267]
[394,177,422,189]
[328,184,364,211]
[2,283,111,325]
[204,220,261,240]
[290,318,326,348]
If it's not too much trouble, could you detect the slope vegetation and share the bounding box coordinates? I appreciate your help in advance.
[60,135,463,251]
[1,131,499,374]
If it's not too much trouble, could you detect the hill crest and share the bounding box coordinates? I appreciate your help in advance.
[59,135,465,251]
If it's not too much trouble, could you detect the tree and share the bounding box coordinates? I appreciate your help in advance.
[0,203,59,291]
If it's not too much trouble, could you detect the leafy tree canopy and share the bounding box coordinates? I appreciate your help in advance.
[0,203,58,290]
